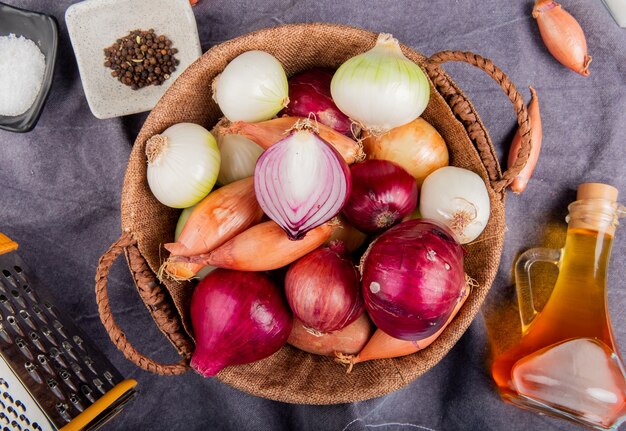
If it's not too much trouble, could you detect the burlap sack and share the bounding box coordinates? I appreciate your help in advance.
[95,23,531,404]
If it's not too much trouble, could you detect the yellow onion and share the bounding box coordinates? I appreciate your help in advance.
[362,117,448,187]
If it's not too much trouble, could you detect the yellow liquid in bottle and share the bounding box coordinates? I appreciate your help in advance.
[492,228,626,429]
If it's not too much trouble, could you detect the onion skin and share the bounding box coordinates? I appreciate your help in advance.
[224,116,364,164]
[285,242,363,333]
[362,117,448,187]
[288,314,373,356]
[190,269,292,377]
[507,87,542,193]
[361,219,465,341]
[342,160,418,233]
[282,68,353,136]
[533,0,591,76]
[179,220,336,271]
[336,281,469,371]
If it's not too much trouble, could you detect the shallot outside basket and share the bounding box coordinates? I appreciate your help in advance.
[95,23,531,404]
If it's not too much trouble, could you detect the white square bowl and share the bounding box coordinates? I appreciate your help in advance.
[66,0,202,119]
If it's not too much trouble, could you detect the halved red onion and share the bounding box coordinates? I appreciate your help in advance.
[342,159,418,233]
[254,129,351,240]
[282,68,353,136]
[361,219,465,341]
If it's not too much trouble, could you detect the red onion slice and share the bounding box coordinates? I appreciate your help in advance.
[254,130,352,240]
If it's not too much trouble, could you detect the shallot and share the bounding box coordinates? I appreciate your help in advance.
[162,177,263,280]
[533,0,591,76]
[176,220,337,271]
[507,86,542,194]
[173,205,215,279]
[221,116,364,164]
[288,314,373,357]
[336,281,470,372]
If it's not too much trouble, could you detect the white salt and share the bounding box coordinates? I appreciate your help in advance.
[0,34,46,116]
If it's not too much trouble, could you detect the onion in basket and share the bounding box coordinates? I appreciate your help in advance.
[285,241,363,333]
[361,219,466,341]
[419,166,490,244]
[254,128,351,240]
[342,159,418,234]
[146,123,220,208]
[281,67,353,136]
[331,33,430,134]
[213,50,289,122]
[190,269,292,377]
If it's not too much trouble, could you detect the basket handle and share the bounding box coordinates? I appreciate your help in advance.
[426,50,532,194]
[95,231,190,375]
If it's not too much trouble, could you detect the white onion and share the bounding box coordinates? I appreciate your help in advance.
[146,123,220,208]
[419,166,490,244]
[330,33,430,133]
[215,133,263,185]
[213,50,289,122]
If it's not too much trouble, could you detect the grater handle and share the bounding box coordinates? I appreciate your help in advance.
[95,232,190,375]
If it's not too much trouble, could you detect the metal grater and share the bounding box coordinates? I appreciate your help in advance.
[0,233,137,431]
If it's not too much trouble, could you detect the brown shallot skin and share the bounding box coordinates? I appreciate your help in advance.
[507,86,542,193]
[177,220,336,271]
[533,0,591,76]
[287,314,373,356]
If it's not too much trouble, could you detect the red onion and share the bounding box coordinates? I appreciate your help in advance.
[190,269,292,377]
[285,241,362,333]
[282,68,353,136]
[254,129,351,240]
[361,219,465,341]
[342,159,418,233]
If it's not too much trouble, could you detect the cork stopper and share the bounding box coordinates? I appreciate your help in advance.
[577,183,618,202]
[569,183,619,236]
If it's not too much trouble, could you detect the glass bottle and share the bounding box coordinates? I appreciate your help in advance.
[492,183,626,430]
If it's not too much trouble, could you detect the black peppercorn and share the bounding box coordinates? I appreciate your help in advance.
[103,28,179,90]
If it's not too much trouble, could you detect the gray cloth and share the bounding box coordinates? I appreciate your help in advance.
[1,0,625,430]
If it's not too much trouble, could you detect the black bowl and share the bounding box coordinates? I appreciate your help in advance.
[0,2,58,133]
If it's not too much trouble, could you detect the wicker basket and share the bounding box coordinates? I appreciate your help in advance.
[95,23,531,404]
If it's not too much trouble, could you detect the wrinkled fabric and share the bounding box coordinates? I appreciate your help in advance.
[0,1,624,430]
